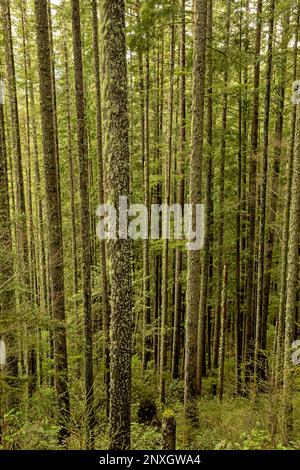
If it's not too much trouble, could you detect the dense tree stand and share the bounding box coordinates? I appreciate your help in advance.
[0,0,299,452]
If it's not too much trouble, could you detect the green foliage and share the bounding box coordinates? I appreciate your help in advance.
[0,410,24,450]
[162,408,175,419]
[166,379,184,405]
[131,422,161,450]
[131,355,157,404]
[127,0,178,53]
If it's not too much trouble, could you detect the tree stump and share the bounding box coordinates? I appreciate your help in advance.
[161,410,176,450]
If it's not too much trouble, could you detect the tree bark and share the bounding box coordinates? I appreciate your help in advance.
[71,0,94,449]
[245,0,263,385]
[160,7,175,403]
[34,0,70,444]
[254,0,275,391]
[184,0,207,414]
[100,0,133,450]
[91,0,111,421]
[275,5,300,389]
[212,0,231,371]
[218,264,228,401]
[172,0,186,381]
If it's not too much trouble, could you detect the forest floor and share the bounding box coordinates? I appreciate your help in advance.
[129,394,300,450]
[129,359,300,451]
[3,358,300,450]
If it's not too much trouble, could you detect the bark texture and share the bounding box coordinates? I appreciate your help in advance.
[34,0,70,442]
[184,0,207,412]
[100,0,133,450]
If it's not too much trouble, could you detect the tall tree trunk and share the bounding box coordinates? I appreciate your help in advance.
[172,0,186,381]
[62,20,79,320]
[254,0,275,390]
[34,0,70,444]
[235,2,244,396]
[262,8,290,360]
[142,47,151,370]
[0,74,18,415]
[196,0,214,390]
[275,5,299,388]
[153,39,163,373]
[245,0,263,384]
[240,0,249,368]
[2,1,29,383]
[159,8,175,403]
[1,0,28,268]
[100,0,133,450]
[206,0,214,375]
[91,0,110,421]
[47,0,63,249]
[28,28,48,387]
[20,0,38,397]
[184,0,207,414]
[282,100,300,443]
[212,0,231,370]
[71,0,94,449]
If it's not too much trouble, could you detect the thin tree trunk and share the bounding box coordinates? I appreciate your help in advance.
[206,0,214,376]
[196,0,213,391]
[62,20,79,319]
[0,73,18,407]
[20,0,38,396]
[143,48,151,370]
[245,0,263,384]
[172,0,186,381]
[212,0,231,370]
[262,8,290,359]
[218,264,228,401]
[1,0,28,269]
[254,0,275,391]
[91,0,110,421]
[235,3,243,396]
[160,8,175,403]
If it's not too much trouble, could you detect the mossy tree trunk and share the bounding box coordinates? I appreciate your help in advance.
[282,87,300,444]
[254,0,275,391]
[212,0,231,371]
[100,0,133,450]
[34,0,70,444]
[172,0,186,381]
[275,5,300,389]
[71,0,94,449]
[160,5,175,404]
[245,0,263,385]
[184,0,207,413]
[91,0,111,421]
[218,264,228,401]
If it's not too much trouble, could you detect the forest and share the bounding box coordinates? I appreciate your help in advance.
[0,0,300,453]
